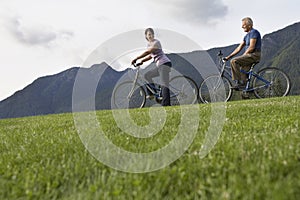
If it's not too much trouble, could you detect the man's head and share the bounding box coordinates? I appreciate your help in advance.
[242,17,253,32]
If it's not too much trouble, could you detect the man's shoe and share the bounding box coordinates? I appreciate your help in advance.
[231,84,245,91]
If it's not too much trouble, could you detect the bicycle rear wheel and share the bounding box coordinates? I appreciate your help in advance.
[112,81,146,109]
[253,67,290,98]
[199,75,232,103]
[169,76,198,106]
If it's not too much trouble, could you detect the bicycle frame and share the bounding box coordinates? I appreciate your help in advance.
[128,66,161,99]
[199,51,290,103]
[128,65,193,101]
[217,56,271,93]
[240,69,271,92]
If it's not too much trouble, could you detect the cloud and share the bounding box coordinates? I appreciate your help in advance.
[6,16,74,47]
[151,0,228,25]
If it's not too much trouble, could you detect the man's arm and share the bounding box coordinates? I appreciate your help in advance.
[225,41,245,60]
[244,38,256,55]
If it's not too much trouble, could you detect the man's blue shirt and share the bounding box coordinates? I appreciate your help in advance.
[244,28,261,51]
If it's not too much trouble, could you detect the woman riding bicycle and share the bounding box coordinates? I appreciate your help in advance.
[131,28,172,106]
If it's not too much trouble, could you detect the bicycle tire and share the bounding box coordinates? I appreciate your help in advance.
[112,81,146,109]
[169,76,199,106]
[199,75,232,103]
[253,67,290,98]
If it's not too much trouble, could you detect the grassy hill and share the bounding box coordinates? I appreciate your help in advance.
[0,96,299,199]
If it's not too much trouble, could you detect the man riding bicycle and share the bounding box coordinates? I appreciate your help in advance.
[225,17,262,90]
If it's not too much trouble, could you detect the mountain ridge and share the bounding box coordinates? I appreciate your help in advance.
[1,22,299,119]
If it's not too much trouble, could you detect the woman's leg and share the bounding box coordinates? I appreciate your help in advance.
[158,62,172,106]
[144,68,159,96]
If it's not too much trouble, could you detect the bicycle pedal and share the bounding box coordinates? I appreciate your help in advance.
[146,95,155,100]
[241,95,250,99]
[241,92,250,99]
[231,84,245,91]
[156,96,163,101]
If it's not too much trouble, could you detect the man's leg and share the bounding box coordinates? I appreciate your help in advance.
[231,53,259,82]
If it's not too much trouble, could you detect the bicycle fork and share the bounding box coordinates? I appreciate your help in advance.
[128,69,140,99]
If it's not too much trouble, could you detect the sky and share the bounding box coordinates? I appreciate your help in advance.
[0,0,299,101]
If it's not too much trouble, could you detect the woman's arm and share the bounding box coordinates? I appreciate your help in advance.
[132,41,159,64]
[141,55,152,63]
[132,54,152,65]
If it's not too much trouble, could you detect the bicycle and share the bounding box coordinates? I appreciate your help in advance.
[199,51,291,103]
[112,63,199,109]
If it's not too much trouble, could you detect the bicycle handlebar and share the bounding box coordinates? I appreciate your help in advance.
[217,50,228,63]
[218,50,223,57]
[222,57,228,62]
[132,63,143,68]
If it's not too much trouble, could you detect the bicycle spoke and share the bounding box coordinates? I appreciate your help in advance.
[199,75,232,103]
[253,68,290,98]
[169,76,198,106]
[113,81,146,109]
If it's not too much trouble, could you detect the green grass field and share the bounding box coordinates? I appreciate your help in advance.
[0,96,299,200]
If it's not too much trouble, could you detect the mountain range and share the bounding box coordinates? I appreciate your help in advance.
[1,22,299,119]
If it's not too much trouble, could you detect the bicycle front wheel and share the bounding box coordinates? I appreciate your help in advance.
[112,81,146,109]
[199,75,232,103]
[253,67,290,98]
[169,76,199,106]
